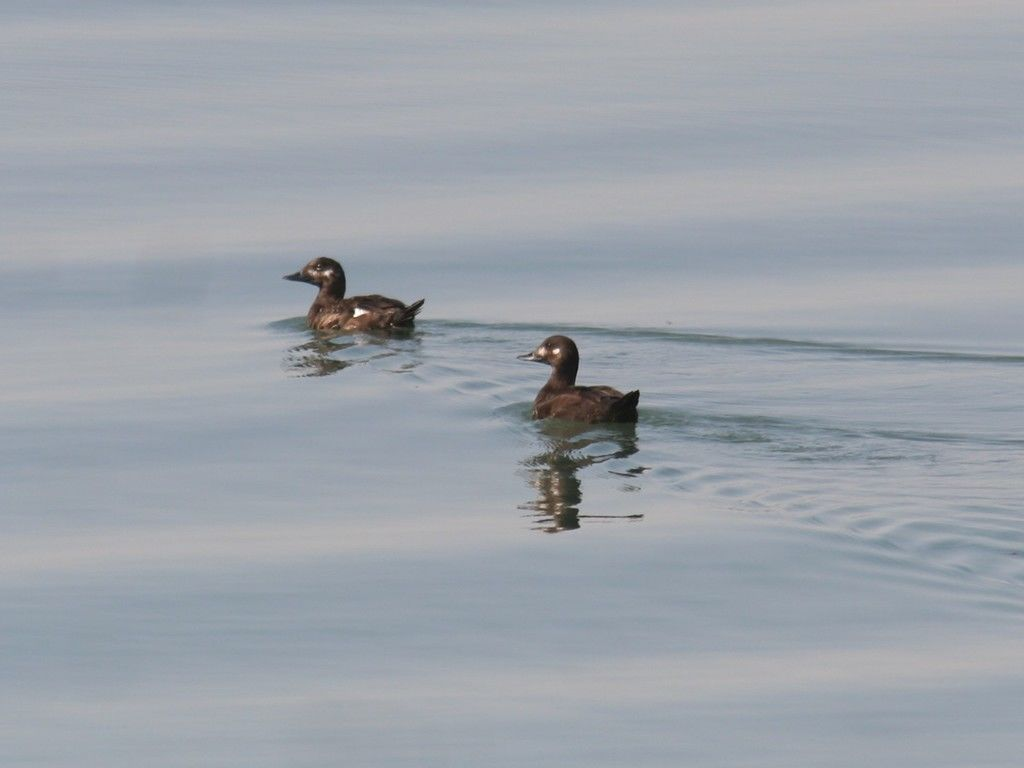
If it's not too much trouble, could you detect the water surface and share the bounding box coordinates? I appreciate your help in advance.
[2,2,1024,766]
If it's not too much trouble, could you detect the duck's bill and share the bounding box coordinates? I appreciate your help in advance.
[517,351,544,362]
[283,271,313,283]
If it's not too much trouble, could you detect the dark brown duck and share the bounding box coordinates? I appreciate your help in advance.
[284,257,424,331]
[518,335,639,423]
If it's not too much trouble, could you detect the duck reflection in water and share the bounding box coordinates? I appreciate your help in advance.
[520,420,647,533]
[283,328,420,378]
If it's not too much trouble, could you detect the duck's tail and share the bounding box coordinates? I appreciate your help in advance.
[395,298,425,326]
[610,390,640,422]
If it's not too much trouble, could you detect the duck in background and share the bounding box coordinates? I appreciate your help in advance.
[284,257,424,331]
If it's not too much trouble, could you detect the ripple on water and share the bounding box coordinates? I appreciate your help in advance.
[273,324,425,378]
[269,317,1024,602]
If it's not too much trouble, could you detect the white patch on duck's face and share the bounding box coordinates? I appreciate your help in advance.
[319,268,335,280]
[352,307,368,318]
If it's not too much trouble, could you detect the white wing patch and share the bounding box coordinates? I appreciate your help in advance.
[352,307,369,318]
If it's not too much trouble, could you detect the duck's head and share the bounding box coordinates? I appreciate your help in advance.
[518,335,580,373]
[283,257,346,292]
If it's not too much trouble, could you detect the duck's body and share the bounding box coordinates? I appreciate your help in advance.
[519,335,639,423]
[532,382,640,423]
[284,257,424,331]
[305,292,424,332]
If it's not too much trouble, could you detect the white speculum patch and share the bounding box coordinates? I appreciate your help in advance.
[352,307,368,318]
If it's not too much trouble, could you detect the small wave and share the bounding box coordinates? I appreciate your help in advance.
[266,316,309,333]
[428,319,1024,365]
[275,323,424,378]
[624,405,1023,453]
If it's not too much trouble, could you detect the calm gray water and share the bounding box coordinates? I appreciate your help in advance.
[3,3,1024,766]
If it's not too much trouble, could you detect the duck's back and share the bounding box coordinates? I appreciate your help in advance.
[534,385,639,423]
[310,294,424,331]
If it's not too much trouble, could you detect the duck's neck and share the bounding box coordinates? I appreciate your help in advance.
[319,275,346,300]
[545,360,578,391]
[309,278,346,324]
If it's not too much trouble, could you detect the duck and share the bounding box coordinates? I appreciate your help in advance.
[518,335,639,423]
[284,257,424,331]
